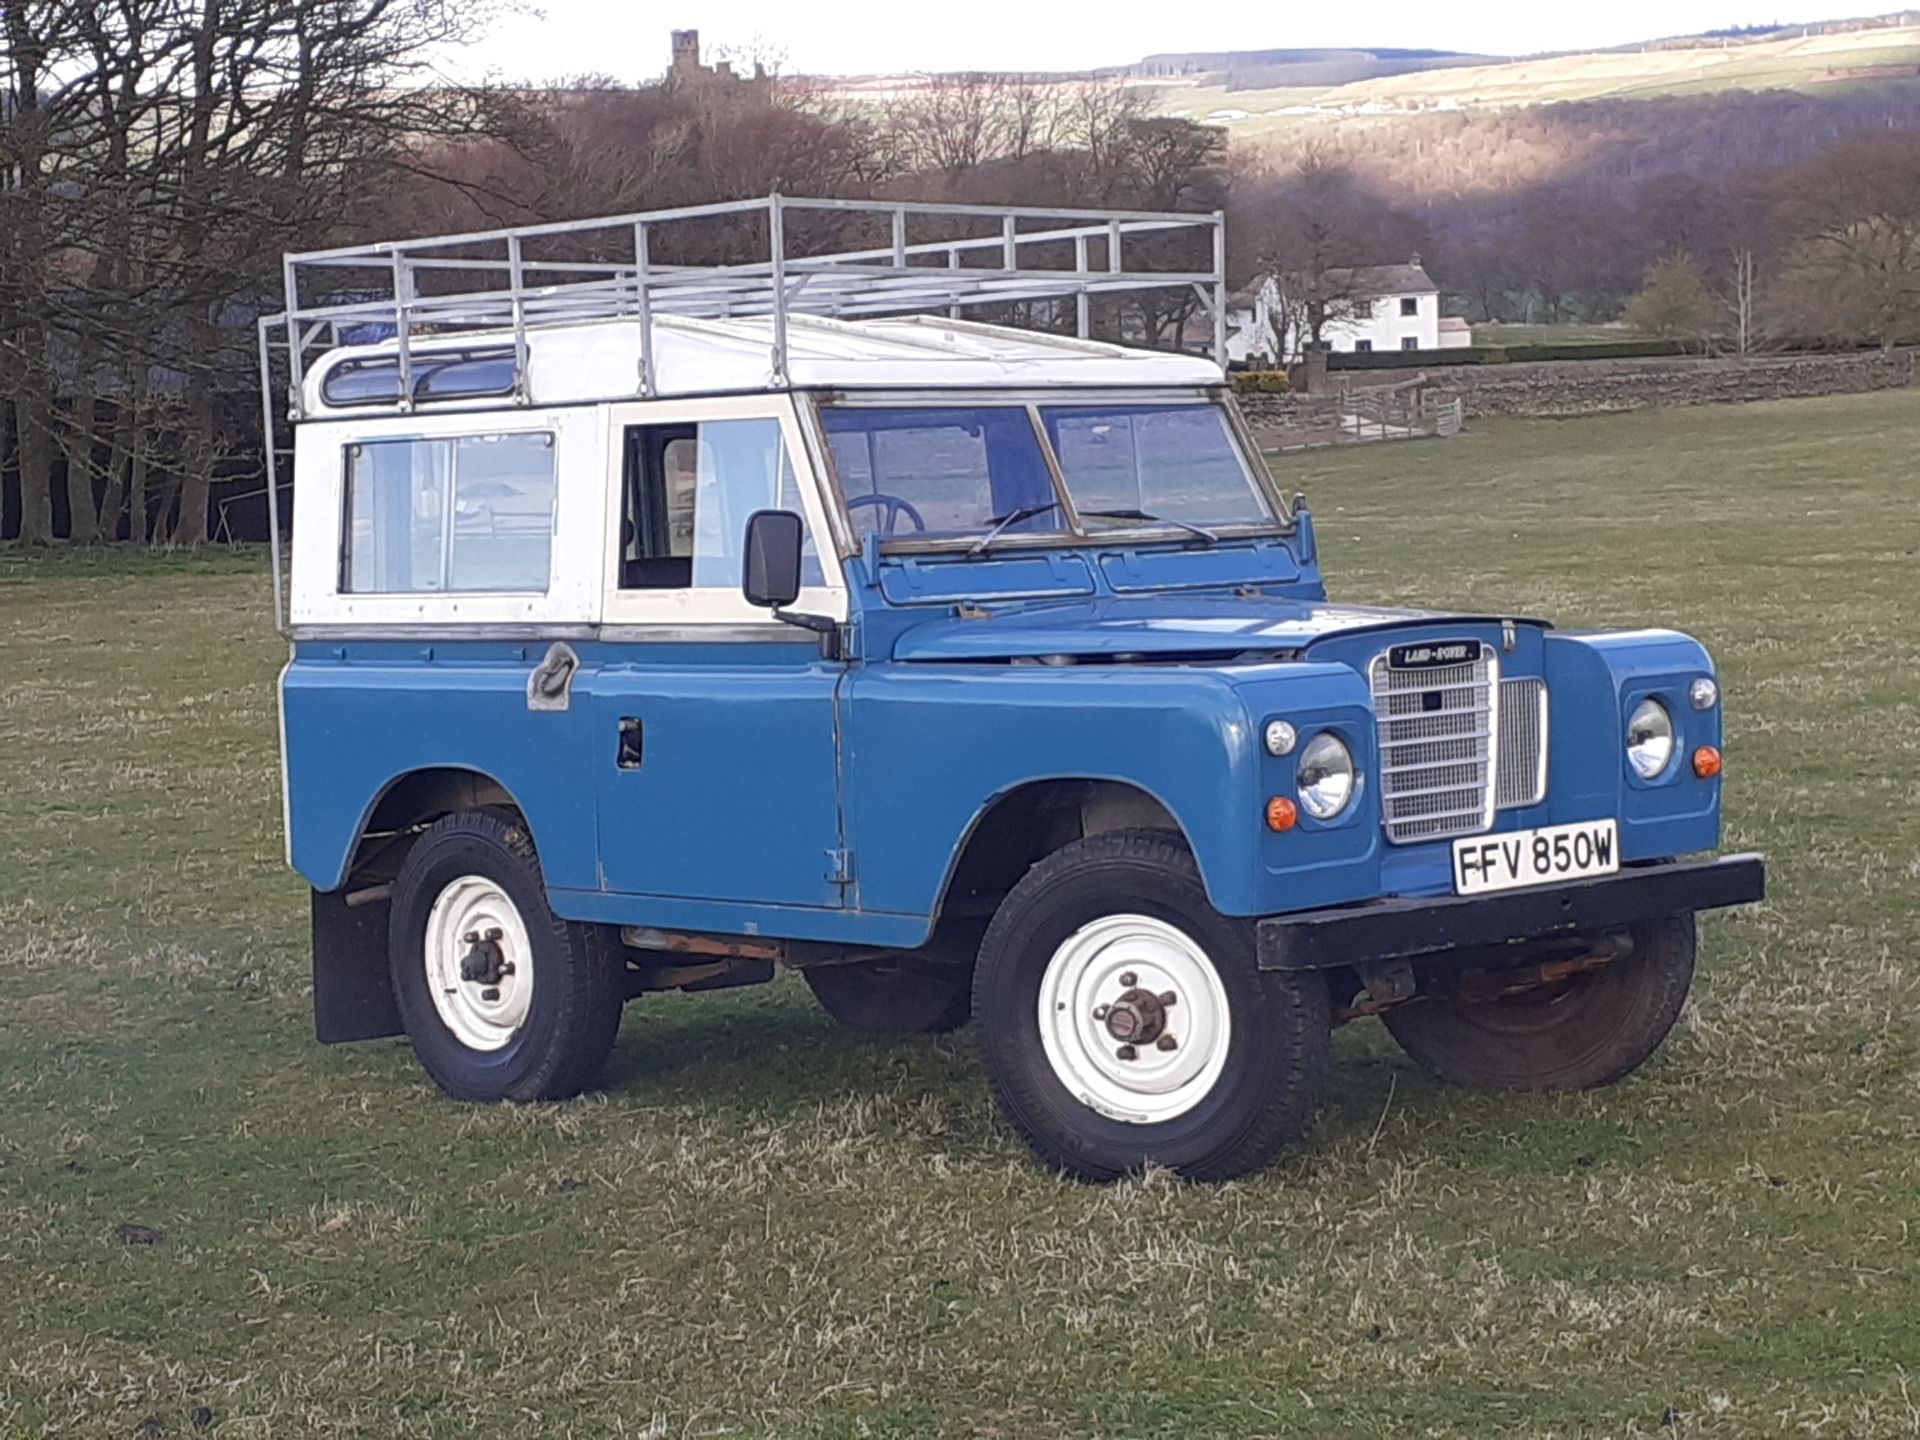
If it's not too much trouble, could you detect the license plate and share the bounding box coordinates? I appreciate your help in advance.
[1452,820,1620,896]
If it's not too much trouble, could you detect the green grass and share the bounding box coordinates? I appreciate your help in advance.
[1470,323,1634,348]
[5,391,1920,1437]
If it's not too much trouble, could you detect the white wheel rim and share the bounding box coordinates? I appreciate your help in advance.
[1037,914,1232,1125]
[423,875,535,1052]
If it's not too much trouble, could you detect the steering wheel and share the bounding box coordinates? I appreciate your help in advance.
[847,492,927,536]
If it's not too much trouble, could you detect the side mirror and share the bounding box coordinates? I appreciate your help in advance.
[741,509,804,610]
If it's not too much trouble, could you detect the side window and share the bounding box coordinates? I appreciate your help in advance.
[342,432,554,594]
[621,417,821,591]
[1400,296,1420,317]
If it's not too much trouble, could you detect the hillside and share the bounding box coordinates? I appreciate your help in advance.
[1153,22,1920,138]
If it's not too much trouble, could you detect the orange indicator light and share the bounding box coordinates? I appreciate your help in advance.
[1693,746,1723,779]
[1266,796,1299,832]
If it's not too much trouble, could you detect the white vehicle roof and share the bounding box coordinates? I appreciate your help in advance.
[300,313,1224,417]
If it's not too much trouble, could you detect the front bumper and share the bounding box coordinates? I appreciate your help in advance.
[1256,853,1766,971]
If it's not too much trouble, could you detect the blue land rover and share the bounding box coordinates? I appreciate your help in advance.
[265,197,1764,1181]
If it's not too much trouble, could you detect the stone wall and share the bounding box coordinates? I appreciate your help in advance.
[1426,349,1914,418]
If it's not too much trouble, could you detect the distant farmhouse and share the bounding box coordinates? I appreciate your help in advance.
[1229,258,1471,366]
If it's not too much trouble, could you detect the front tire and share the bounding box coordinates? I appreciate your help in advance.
[389,810,624,1102]
[1381,915,1697,1091]
[973,831,1329,1183]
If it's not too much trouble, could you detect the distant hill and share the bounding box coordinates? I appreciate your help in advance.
[1152,21,1920,138]
[1119,47,1501,89]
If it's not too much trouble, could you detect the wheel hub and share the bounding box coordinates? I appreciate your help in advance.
[424,876,535,1052]
[1037,915,1232,1125]
[1103,986,1176,1048]
[458,927,514,986]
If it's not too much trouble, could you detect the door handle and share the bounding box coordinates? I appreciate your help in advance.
[617,717,644,769]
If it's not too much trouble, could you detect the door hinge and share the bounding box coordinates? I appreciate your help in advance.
[825,848,854,885]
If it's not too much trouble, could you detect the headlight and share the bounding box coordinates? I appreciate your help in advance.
[1297,733,1355,819]
[1626,698,1676,779]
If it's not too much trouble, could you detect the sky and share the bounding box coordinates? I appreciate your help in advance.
[450,1,1892,83]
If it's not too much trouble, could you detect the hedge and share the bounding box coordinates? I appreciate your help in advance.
[1230,369,1292,394]
[1327,339,1692,370]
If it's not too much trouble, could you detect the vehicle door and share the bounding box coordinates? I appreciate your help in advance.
[585,395,849,910]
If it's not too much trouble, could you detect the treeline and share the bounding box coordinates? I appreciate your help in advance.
[1231,90,1920,355]
[6,4,1920,545]
[2,26,1233,545]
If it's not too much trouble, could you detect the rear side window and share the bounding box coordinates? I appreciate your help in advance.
[341,432,556,594]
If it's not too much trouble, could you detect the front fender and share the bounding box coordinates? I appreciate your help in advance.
[843,660,1375,921]
[1545,629,1723,860]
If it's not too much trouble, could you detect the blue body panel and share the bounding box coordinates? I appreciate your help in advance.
[283,528,1728,945]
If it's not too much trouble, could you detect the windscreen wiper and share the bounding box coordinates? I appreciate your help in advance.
[1080,508,1219,543]
[967,502,1061,557]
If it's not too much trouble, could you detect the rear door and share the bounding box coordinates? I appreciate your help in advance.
[584,396,850,911]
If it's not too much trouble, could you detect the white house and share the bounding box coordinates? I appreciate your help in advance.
[1228,259,1473,365]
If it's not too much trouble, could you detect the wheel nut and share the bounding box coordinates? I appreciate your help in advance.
[1159,991,1177,1007]
[1155,1033,1179,1051]
[1115,1044,1138,1061]
[1119,972,1138,987]
[1092,1004,1110,1021]
[481,986,501,1002]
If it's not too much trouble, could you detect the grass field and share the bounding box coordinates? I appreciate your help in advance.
[1469,324,1634,349]
[4,392,1919,1437]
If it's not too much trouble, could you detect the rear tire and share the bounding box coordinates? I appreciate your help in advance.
[972,830,1329,1183]
[389,810,624,1102]
[1381,915,1697,1091]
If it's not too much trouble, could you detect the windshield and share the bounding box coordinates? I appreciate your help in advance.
[1041,405,1273,530]
[819,399,1277,545]
[820,406,1069,542]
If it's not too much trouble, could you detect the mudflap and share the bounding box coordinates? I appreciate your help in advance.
[312,888,402,1043]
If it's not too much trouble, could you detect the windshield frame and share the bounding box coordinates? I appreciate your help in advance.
[804,386,1294,557]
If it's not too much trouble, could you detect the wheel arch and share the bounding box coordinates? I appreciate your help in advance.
[932,777,1211,934]
[308,766,534,1047]
[329,765,529,893]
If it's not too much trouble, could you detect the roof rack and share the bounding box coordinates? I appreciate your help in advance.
[260,193,1227,420]
[252,194,1228,633]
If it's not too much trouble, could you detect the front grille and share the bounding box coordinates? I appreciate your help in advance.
[1496,677,1549,809]
[1370,647,1498,844]
[1369,647,1552,844]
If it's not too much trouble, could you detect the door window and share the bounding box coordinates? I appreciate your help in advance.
[620,418,820,590]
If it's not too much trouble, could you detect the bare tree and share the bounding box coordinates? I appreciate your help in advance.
[1234,147,1428,356]
[1771,134,1920,349]
[2,0,503,546]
